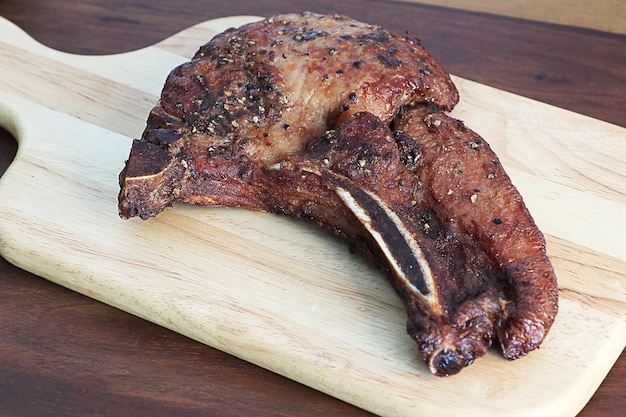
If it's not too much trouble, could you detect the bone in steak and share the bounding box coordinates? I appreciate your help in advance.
[118,12,558,376]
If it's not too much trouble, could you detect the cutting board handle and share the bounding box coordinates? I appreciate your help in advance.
[0,15,268,185]
[0,17,47,141]
[0,16,42,51]
[0,15,265,152]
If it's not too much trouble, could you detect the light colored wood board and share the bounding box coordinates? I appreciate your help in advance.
[0,16,625,417]
[398,0,626,35]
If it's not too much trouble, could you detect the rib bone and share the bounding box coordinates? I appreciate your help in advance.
[333,182,441,314]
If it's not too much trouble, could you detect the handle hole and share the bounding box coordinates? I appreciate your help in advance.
[0,127,18,177]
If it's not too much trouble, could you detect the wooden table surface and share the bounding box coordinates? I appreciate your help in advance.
[0,1,624,416]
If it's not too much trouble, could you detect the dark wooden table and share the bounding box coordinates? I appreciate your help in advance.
[0,1,624,416]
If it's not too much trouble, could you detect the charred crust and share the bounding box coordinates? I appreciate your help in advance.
[123,139,172,178]
[393,130,423,170]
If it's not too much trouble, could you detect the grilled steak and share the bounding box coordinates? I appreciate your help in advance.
[118,12,558,376]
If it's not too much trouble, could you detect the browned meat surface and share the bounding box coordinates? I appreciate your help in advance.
[118,12,558,376]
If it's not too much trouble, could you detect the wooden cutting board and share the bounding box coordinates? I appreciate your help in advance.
[0,15,624,417]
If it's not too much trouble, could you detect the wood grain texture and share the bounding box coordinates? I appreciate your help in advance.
[0,256,374,417]
[398,0,626,34]
[0,2,624,417]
